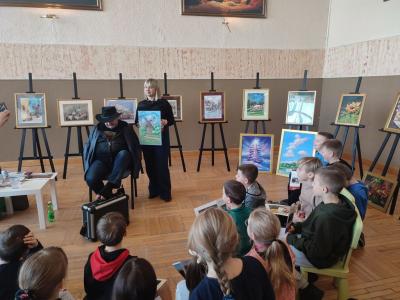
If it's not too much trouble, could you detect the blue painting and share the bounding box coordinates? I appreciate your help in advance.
[138,111,162,146]
[239,134,274,173]
[277,129,317,176]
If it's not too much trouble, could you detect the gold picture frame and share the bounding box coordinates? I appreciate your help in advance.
[362,172,396,213]
[384,93,400,134]
[334,93,367,126]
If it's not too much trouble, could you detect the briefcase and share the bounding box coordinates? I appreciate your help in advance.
[80,191,129,241]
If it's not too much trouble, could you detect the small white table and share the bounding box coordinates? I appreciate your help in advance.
[0,173,58,229]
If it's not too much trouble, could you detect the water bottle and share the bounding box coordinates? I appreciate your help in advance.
[47,201,55,223]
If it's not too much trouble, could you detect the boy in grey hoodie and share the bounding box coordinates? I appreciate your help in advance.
[235,164,267,210]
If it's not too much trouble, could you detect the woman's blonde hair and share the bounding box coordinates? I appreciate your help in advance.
[187,208,238,296]
[18,247,68,300]
[247,208,295,294]
[144,78,160,100]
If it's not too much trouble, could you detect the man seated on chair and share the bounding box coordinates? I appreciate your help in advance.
[84,106,141,200]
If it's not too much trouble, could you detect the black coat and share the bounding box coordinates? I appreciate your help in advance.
[83,121,142,179]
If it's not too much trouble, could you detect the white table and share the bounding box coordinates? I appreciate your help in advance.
[0,173,58,229]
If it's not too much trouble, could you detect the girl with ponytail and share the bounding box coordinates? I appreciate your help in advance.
[246,208,296,300]
[188,207,275,300]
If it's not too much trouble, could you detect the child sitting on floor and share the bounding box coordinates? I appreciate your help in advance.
[0,225,43,300]
[222,180,252,256]
[84,212,134,300]
[235,164,267,209]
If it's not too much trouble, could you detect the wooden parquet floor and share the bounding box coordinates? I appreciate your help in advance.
[1,150,399,300]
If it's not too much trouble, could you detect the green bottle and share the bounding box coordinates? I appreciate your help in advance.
[47,201,55,223]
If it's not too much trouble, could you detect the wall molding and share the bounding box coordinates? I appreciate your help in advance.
[0,43,324,80]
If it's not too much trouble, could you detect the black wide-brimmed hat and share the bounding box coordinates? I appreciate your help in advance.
[96,106,121,123]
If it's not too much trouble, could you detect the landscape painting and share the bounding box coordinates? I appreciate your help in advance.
[335,94,366,126]
[164,95,183,121]
[138,111,162,146]
[363,172,396,213]
[286,91,316,125]
[15,93,47,128]
[105,98,137,124]
[242,89,269,120]
[182,0,266,18]
[276,129,317,177]
[200,92,225,122]
[239,134,274,173]
[57,99,94,126]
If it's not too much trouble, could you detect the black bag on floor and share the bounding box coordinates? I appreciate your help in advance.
[80,189,129,241]
[12,195,29,211]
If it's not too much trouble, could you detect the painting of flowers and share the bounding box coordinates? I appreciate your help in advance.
[335,94,366,126]
[363,172,396,212]
[239,134,274,173]
[276,129,317,177]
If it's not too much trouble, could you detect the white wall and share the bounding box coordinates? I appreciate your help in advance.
[0,0,330,49]
[327,0,400,47]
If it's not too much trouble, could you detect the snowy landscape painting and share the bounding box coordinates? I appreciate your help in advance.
[239,134,274,173]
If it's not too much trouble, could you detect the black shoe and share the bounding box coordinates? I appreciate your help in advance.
[160,196,172,202]
[299,283,324,300]
[99,182,114,199]
[308,272,319,283]
[358,232,365,248]
[148,193,159,199]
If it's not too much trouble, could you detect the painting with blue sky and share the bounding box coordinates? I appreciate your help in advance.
[239,134,274,173]
[276,129,317,176]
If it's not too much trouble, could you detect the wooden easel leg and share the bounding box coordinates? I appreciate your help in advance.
[34,129,45,172]
[262,121,266,134]
[85,126,90,137]
[32,129,37,158]
[351,128,358,172]
[339,127,350,158]
[245,121,250,133]
[18,129,27,172]
[333,125,340,138]
[168,147,172,167]
[63,127,72,179]
[389,167,400,215]
[382,135,400,176]
[219,123,230,172]
[355,128,364,178]
[254,121,258,134]
[41,128,56,173]
[211,124,215,166]
[77,126,84,170]
[197,124,207,172]
[369,132,391,172]
[174,123,186,172]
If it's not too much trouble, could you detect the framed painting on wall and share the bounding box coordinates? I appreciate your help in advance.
[138,111,162,146]
[163,95,183,121]
[0,0,102,10]
[200,91,225,123]
[181,0,266,18]
[384,93,400,134]
[57,99,94,127]
[15,93,47,128]
[239,134,274,173]
[334,94,367,126]
[276,129,317,177]
[363,172,396,213]
[104,98,138,124]
[286,91,316,126]
[242,89,269,120]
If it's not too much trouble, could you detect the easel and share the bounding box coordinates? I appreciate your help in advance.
[17,73,56,175]
[286,70,313,131]
[368,129,400,215]
[330,77,365,178]
[163,72,186,172]
[197,72,230,172]
[62,72,91,179]
[241,72,271,134]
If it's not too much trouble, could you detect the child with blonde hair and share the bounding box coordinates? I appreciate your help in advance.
[188,208,275,300]
[246,208,296,300]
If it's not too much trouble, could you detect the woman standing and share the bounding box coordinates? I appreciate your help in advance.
[136,79,174,201]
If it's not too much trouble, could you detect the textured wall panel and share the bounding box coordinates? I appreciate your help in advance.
[0,44,325,80]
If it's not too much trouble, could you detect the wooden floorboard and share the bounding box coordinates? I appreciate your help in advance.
[1,150,399,300]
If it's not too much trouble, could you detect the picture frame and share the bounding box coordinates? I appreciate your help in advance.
[194,199,225,216]
[286,91,317,125]
[242,89,269,120]
[200,91,225,123]
[384,93,400,134]
[15,93,47,128]
[163,95,183,121]
[57,99,94,127]
[0,0,102,10]
[181,0,266,18]
[138,111,162,146]
[334,94,367,126]
[276,129,317,177]
[362,172,396,213]
[104,98,138,124]
[239,133,274,173]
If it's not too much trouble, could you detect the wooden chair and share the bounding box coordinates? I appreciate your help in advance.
[300,200,363,300]
[89,170,138,209]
